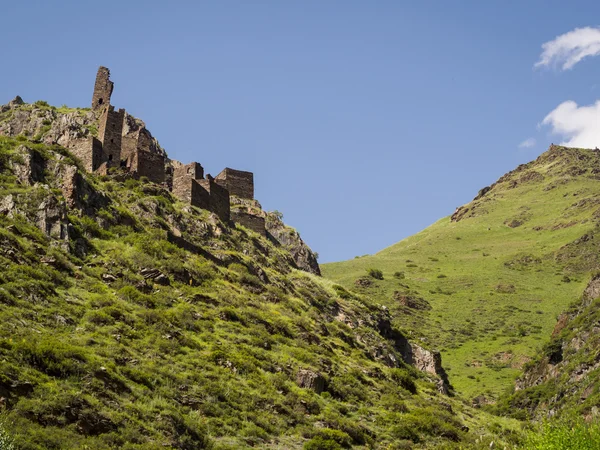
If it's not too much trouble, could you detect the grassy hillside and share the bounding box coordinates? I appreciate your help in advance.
[323,146,600,401]
[0,133,526,449]
[495,273,600,422]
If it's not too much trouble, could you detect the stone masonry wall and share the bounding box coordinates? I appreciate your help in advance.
[98,106,124,164]
[197,178,230,221]
[91,67,114,110]
[121,135,138,163]
[172,163,204,203]
[127,150,165,183]
[67,137,103,172]
[231,211,266,236]
[215,168,254,199]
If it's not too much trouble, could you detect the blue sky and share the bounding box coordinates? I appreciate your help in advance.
[3,1,600,262]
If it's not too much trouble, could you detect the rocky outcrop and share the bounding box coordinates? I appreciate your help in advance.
[10,145,45,185]
[0,101,96,149]
[122,113,166,157]
[265,212,320,275]
[227,197,321,275]
[36,192,70,243]
[296,369,326,393]
[54,159,109,213]
[372,306,451,394]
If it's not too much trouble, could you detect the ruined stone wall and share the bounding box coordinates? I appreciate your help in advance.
[121,135,138,162]
[172,162,204,203]
[67,137,103,172]
[232,211,266,236]
[98,107,124,164]
[215,168,254,199]
[122,114,165,157]
[172,178,193,204]
[127,150,165,183]
[176,162,204,180]
[96,161,112,176]
[91,67,114,110]
[197,179,230,221]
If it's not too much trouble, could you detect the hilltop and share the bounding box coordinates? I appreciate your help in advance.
[0,69,523,449]
[323,145,600,403]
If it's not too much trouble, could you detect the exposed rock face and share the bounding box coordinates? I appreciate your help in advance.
[36,191,71,245]
[265,212,320,275]
[122,113,166,157]
[54,159,109,213]
[296,369,326,393]
[10,145,45,185]
[226,197,321,275]
[0,102,96,150]
[408,344,443,375]
[583,274,600,304]
[373,307,451,394]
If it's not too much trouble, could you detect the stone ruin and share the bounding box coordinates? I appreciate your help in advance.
[77,67,258,230]
[0,66,321,275]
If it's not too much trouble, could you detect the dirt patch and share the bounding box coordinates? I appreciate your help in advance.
[495,284,516,294]
[393,292,431,310]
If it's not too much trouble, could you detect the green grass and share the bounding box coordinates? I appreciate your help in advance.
[323,146,600,400]
[0,134,527,448]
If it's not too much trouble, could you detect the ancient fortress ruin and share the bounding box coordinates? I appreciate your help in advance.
[73,67,264,234]
[0,66,321,274]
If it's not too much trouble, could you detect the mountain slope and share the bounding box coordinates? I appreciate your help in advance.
[496,273,600,421]
[323,145,600,401]
[0,103,521,449]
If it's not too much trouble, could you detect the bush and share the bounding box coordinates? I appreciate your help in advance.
[304,428,352,449]
[390,368,417,394]
[14,337,89,377]
[367,268,384,280]
[393,271,405,279]
[304,437,343,450]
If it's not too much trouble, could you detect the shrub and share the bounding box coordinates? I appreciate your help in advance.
[304,437,343,450]
[271,210,284,221]
[14,337,89,377]
[390,368,417,394]
[367,268,384,280]
[304,428,352,449]
[393,271,405,279]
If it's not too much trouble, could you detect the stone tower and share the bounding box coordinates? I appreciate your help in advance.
[91,66,114,110]
[97,106,125,164]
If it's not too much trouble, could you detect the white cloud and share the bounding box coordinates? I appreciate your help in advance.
[541,100,600,147]
[518,138,536,148]
[535,27,600,70]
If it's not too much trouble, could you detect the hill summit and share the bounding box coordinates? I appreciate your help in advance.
[323,143,600,404]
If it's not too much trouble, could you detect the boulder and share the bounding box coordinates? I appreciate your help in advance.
[296,369,326,393]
